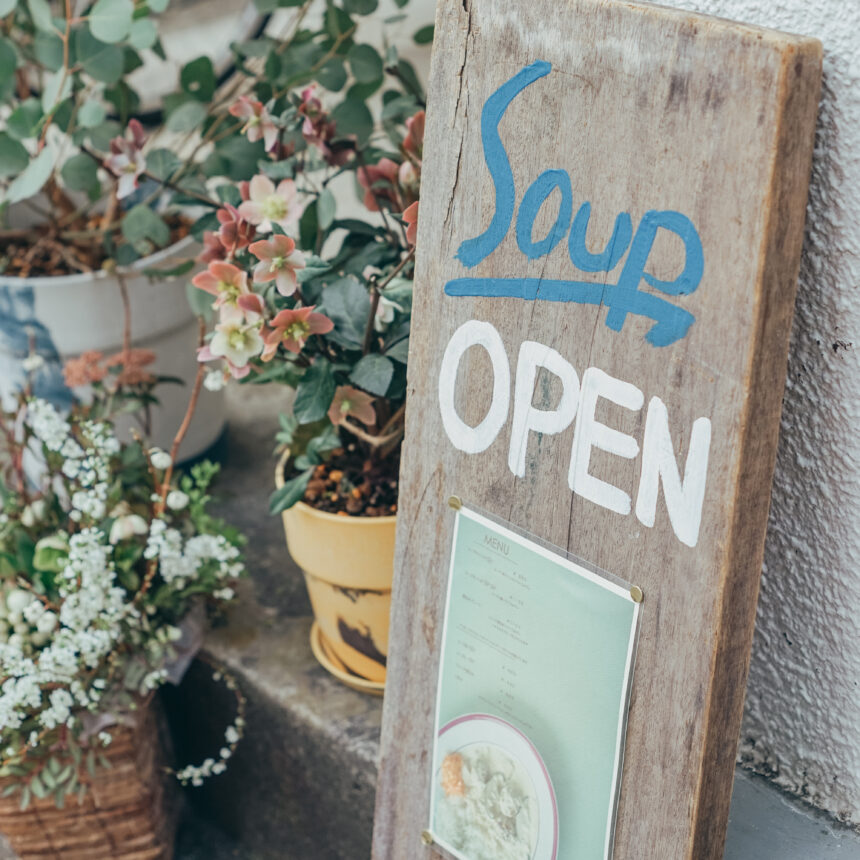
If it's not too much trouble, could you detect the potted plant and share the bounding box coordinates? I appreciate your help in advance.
[0,351,246,856]
[177,2,427,689]
[0,0,226,458]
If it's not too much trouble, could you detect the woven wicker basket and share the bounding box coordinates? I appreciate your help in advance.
[0,703,177,860]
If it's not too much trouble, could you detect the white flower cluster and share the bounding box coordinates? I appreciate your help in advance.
[27,400,120,525]
[175,671,245,787]
[144,521,243,589]
[0,528,135,734]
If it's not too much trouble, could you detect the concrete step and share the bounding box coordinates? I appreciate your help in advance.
[167,387,860,860]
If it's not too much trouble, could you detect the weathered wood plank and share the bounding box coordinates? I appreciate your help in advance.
[373,1,821,857]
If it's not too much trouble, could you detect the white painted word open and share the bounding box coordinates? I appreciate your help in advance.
[438,320,712,547]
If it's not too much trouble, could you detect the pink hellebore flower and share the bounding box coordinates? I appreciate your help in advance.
[403,110,425,162]
[216,204,255,254]
[207,321,264,372]
[327,385,376,427]
[238,175,301,233]
[403,201,419,246]
[229,96,279,152]
[192,262,256,322]
[197,344,250,380]
[262,306,333,360]
[198,230,227,264]
[358,158,402,213]
[104,119,147,200]
[249,235,306,297]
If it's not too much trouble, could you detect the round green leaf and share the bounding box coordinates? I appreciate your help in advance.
[348,44,383,85]
[145,147,180,181]
[7,145,55,203]
[344,0,377,13]
[0,133,28,178]
[316,58,347,93]
[76,28,124,83]
[128,18,157,50]
[33,30,63,70]
[88,0,134,44]
[413,24,434,45]
[78,100,107,128]
[0,0,18,16]
[41,69,72,112]
[60,153,99,192]
[330,99,373,146]
[166,99,207,132]
[26,0,53,32]
[6,99,42,140]
[0,38,16,81]
[317,188,336,231]
[180,56,215,102]
[122,204,170,248]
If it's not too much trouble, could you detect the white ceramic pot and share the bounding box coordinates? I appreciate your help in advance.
[0,236,224,461]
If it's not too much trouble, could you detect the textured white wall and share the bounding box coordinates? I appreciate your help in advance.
[411,0,860,824]
[667,0,860,825]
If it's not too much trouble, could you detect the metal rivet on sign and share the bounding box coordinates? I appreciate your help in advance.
[630,585,644,603]
[448,495,462,510]
[421,830,435,846]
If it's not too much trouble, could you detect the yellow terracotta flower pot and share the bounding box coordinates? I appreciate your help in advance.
[275,450,396,688]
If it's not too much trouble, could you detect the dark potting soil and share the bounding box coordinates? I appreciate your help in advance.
[287,444,399,517]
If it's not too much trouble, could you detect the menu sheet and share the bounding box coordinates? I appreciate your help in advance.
[429,505,640,860]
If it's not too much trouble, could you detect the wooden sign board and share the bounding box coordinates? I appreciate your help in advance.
[373,1,821,858]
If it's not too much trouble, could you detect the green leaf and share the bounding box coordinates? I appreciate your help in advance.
[7,145,54,203]
[392,0,408,6]
[324,4,353,38]
[78,100,106,128]
[293,358,336,424]
[0,0,17,16]
[85,118,120,149]
[413,24,434,45]
[0,133,28,178]
[7,99,41,140]
[122,204,170,247]
[26,0,53,32]
[166,100,207,132]
[393,58,424,101]
[29,774,47,799]
[330,99,373,146]
[61,152,99,192]
[180,56,216,102]
[76,27,125,83]
[316,58,347,92]
[145,147,180,180]
[185,280,214,319]
[348,43,383,84]
[349,353,394,395]
[297,254,331,283]
[33,30,63,70]
[128,18,157,50]
[317,188,336,231]
[385,337,409,363]
[319,276,370,349]
[88,0,134,43]
[344,0,377,13]
[269,468,313,514]
[41,68,72,112]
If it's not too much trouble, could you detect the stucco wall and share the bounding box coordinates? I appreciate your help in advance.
[667,0,860,825]
[406,0,860,824]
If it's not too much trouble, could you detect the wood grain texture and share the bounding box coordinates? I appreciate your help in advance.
[372,1,821,858]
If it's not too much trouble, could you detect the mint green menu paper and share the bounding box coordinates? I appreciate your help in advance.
[432,506,640,860]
